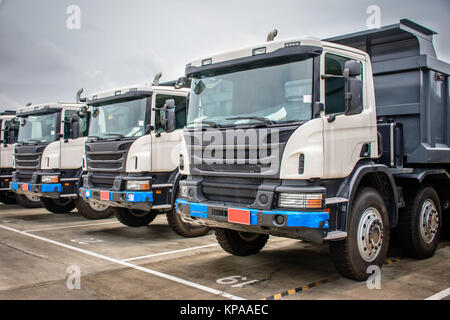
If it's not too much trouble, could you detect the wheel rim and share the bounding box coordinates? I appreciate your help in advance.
[419,199,439,244]
[357,207,384,262]
[25,194,40,201]
[88,201,108,212]
[238,232,259,242]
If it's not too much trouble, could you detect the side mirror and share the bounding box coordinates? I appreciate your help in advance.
[70,114,80,140]
[7,128,16,145]
[164,99,176,133]
[175,76,190,89]
[343,60,363,116]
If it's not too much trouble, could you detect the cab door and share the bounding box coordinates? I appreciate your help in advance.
[59,109,87,170]
[320,48,377,179]
[150,91,188,173]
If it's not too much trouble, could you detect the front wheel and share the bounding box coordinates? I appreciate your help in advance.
[40,197,75,214]
[397,185,441,259]
[329,187,390,281]
[75,198,114,220]
[15,194,42,208]
[215,228,269,256]
[0,191,17,204]
[113,207,158,227]
[166,210,211,238]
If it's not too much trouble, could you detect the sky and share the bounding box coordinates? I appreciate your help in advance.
[0,0,449,111]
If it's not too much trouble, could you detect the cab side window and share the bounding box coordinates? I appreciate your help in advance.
[154,95,187,132]
[324,54,351,115]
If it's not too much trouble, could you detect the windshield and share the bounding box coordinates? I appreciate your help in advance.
[88,97,148,139]
[18,112,59,144]
[188,58,314,127]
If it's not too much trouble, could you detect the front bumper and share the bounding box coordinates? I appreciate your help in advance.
[80,187,156,211]
[11,182,62,198]
[176,198,329,231]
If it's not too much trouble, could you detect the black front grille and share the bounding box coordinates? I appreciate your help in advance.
[201,176,262,205]
[185,126,297,177]
[14,144,46,182]
[85,140,134,189]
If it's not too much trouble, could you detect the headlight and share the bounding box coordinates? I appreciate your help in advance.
[41,175,59,183]
[277,193,324,209]
[126,180,150,191]
[179,185,188,198]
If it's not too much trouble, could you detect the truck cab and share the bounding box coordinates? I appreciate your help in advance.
[10,102,112,217]
[79,76,210,237]
[0,111,21,205]
[176,20,450,280]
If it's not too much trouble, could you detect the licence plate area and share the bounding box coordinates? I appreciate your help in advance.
[228,208,251,225]
[100,191,111,201]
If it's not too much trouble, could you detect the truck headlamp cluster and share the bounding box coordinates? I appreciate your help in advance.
[41,175,59,183]
[277,193,324,209]
[179,185,188,198]
[126,181,150,191]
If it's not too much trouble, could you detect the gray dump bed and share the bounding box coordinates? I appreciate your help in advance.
[326,19,450,165]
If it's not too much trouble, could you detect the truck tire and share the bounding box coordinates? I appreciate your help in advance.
[329,187,390,281]
[114,207,158,227]
[74,198,114,220]
[215,228,269,256]
[397,185,441,259]
[166,210,211,238]
[0,191,17,204]
[40,197,75,214]
[15,194,42,208]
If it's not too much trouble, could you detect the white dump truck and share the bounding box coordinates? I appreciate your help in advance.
[78,74,210,237]
[10,100,113,219]
[0,110,32,206]
[176,19,450,280]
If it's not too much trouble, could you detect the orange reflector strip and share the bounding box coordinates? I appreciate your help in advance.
[156,190,162,195]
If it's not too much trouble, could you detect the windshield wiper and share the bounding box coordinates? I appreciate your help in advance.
[104,133,125,139]
[187,120,222,128]
[87,136,105,141]
[19,139,42,145]
[225,116,276,125]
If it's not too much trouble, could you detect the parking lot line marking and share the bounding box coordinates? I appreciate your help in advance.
[121,244,220,262]
[0,224,245,300]
[425,287,450,300]
[25,221,119,233]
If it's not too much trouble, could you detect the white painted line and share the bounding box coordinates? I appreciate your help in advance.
[122,244,219,262]
[25,221,119,233]
[425,287,450,300]
[0,224,244,300]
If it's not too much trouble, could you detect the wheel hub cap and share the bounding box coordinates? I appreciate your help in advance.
[358,207,384,262]
[420,200,439,244]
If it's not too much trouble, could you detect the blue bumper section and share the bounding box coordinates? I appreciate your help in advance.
[81,188,153,203]
[175,199,329,229]
[11,182,61,193]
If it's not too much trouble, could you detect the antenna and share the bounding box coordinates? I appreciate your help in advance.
[267,29,278,42]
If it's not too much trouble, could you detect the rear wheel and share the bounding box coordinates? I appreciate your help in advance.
[397,185,441,259]
[215,228,269,256]
[0,191,17,204]
[75,198,114,220]
[114,207,158,227]
[40,197,75,214]
[329,187,390,281]
[15,194,42,208]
